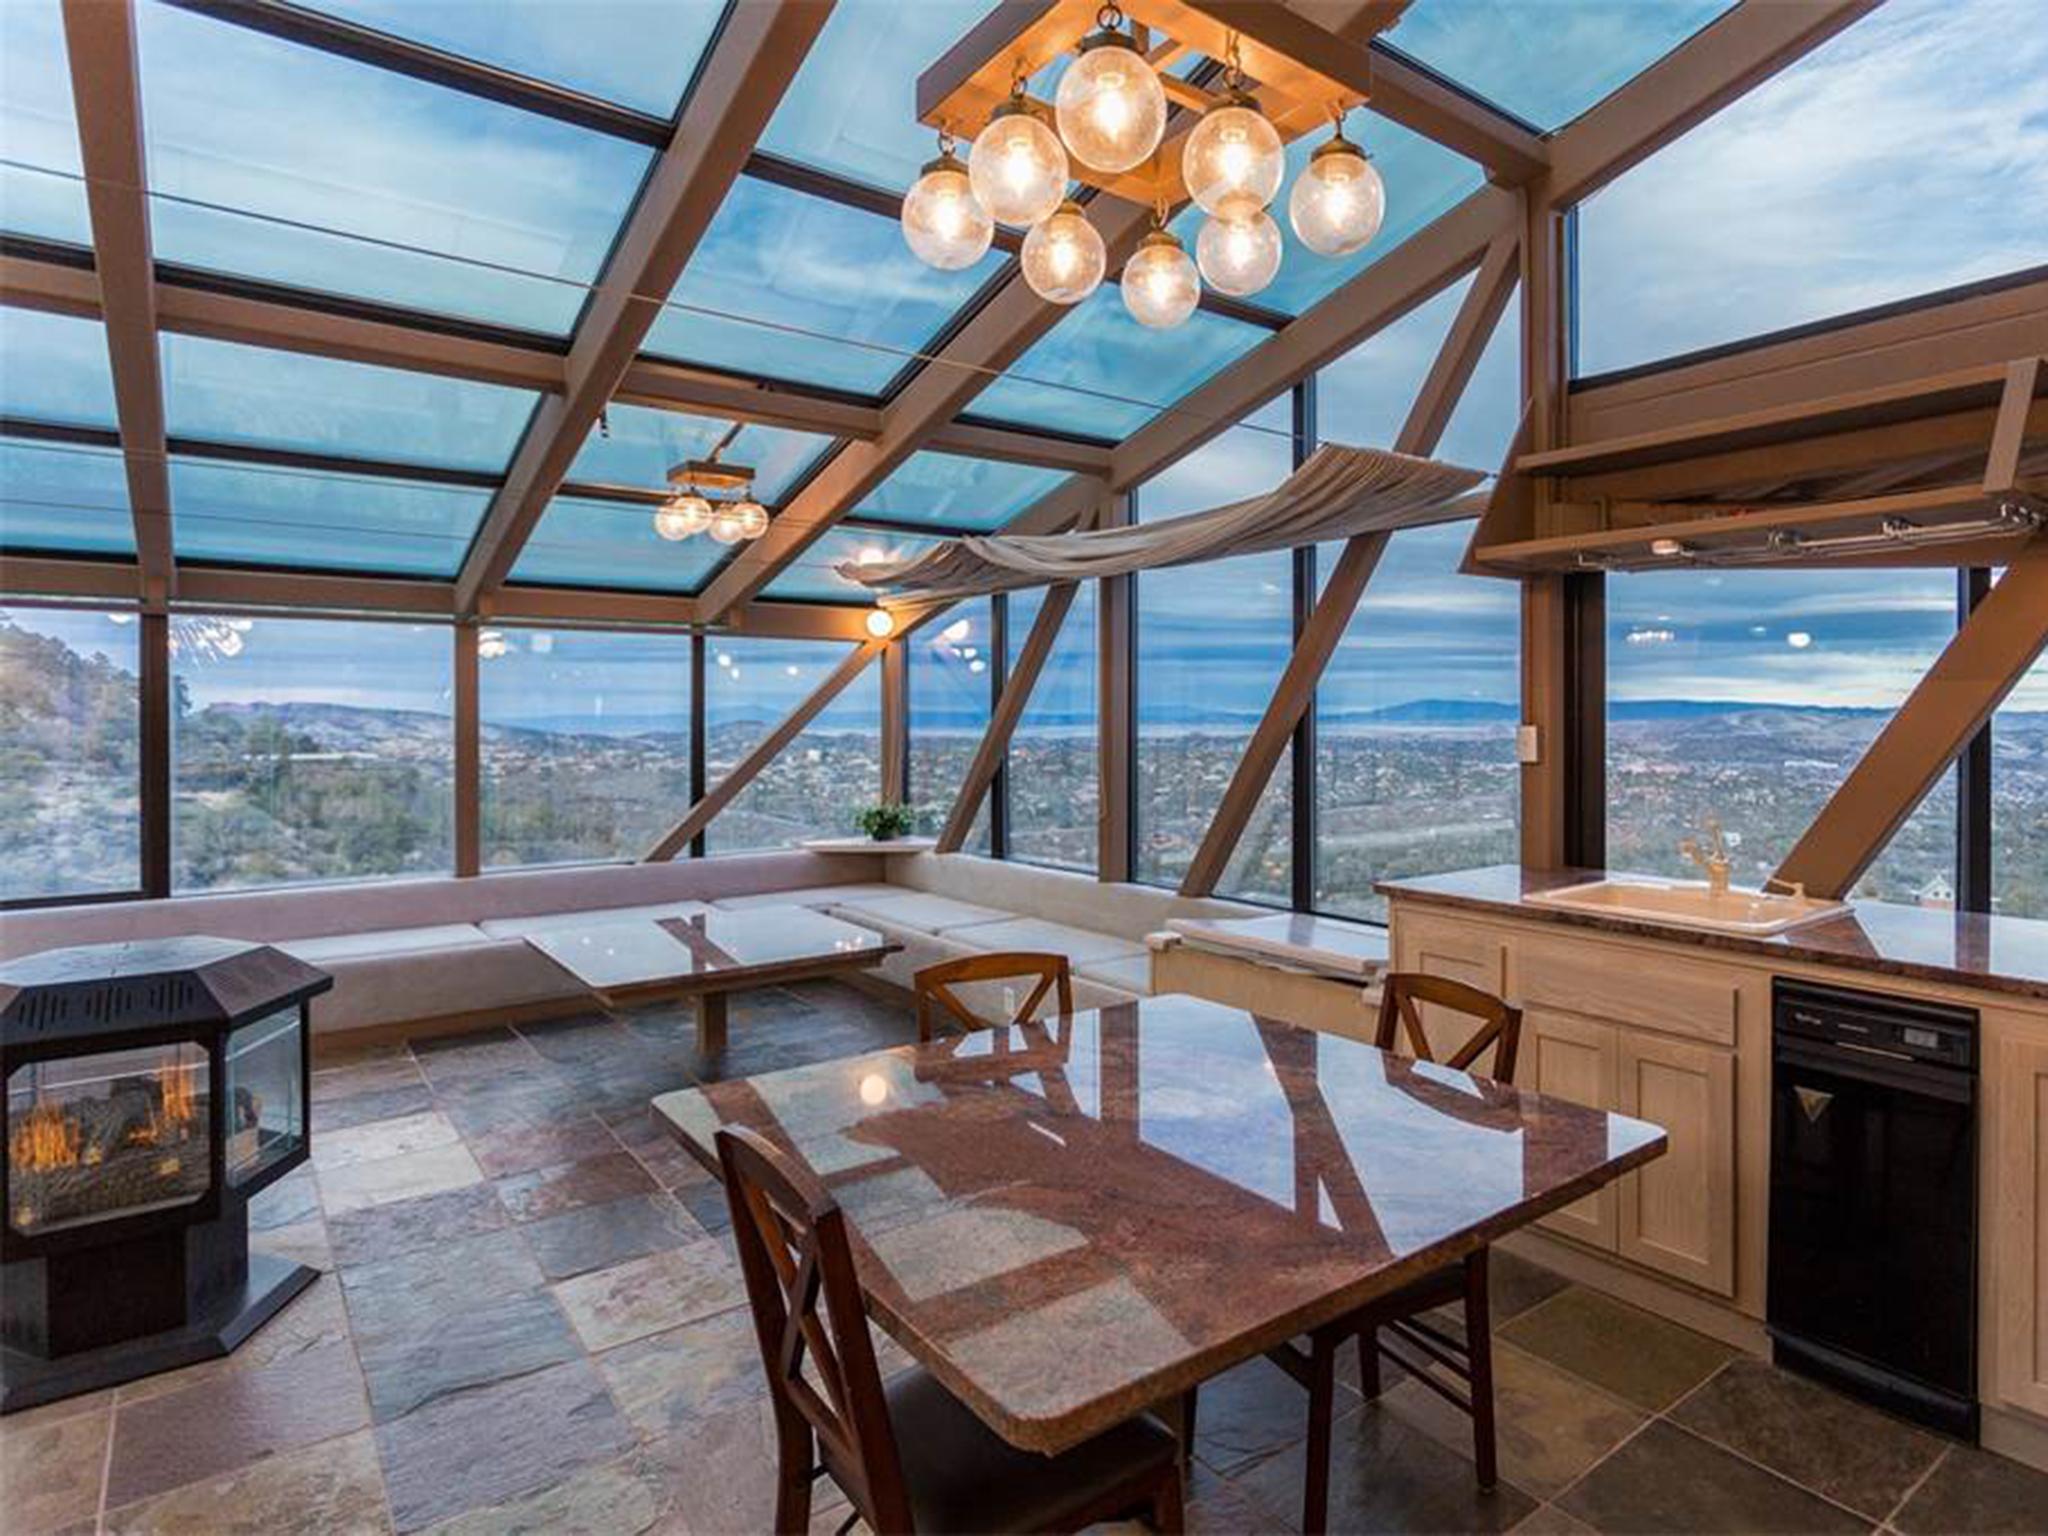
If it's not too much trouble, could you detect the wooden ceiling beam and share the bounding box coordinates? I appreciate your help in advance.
[61,0,173,602]
[452,0,834,615]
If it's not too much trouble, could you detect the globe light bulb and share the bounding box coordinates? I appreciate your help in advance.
[864,608,897,639]
[734,499,769,540]
[968,99,1067,227]
[654,492,712,542]
[476,629,508,660]
[1021,200,1106,305]
[708,503,748,544]
[1054,27,1166,173]
[1121,226,1199,329]
[1195,207,1282,297]
[1182,95,1284,216]
[901,146,993,270]
[1287,130,1384,257]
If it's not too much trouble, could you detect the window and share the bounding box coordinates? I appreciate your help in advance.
[1005,584,1096,872]
[761,527,944,603]
[1,440,132,557]
[0,0,90,246]
[136,3,652,333]
[1135,404,1294,900]
[1,308,118,427]
[508,494,729,593]
[566,405,830,506]
[172,617,453,891]
[910,598,992,848]
[479,627,691,868]
[859,453,1070,532]
[0,606,140,901]
[704,639,880,852]
[1607,570,1958,904]
[1315,521,1520,921]
[1577,0,2048,375]
[1993,589,2048,918]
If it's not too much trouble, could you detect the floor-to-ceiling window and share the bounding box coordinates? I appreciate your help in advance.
[1006,584,1097,872]
[1993,577,2048,917]
[0,605,141,902]
[1607,569,1959,903]
[703,638,880,853]
[479,627,692,867]
[172,616,453,891]
[909,597,992,849]
[1135,400,1295,902]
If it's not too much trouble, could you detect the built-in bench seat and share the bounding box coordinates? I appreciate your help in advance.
[1150,910,1389,1041]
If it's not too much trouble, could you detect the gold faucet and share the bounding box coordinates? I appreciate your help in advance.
[1679,816,1732,897]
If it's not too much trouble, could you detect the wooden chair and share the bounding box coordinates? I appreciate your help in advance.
[1353,972,1525,1490]
[912,951,1073,1042]
[718,1125,1183,1534]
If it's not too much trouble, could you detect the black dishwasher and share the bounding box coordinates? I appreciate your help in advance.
[1768,978,1978,1439]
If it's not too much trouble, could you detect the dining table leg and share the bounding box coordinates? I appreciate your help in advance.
[696,991,729,1054]
[1302,1326,1340,1535]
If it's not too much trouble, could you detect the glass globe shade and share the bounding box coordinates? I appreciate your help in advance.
[708,503,748,544]
[655,492,712,541]
[1195,208,1282,297]
[864,608,897,639]
[1287,135,1384,257]
[968,104,1067,227]
[1182,97,1284,217]
[1054,31,1166,173]
[1020,201,1106,305]
[734,499,769,540]
[901,149,993,269]
[1121,228,1199,329]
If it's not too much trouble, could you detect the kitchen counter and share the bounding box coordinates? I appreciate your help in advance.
[1378,864,2048,1004]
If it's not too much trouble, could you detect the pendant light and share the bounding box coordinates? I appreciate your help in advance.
[654,490,713,542]
[734,499,770,540]
[1122,217,1199,329]
[901,130,993,270]
[1288,120,1384,257]
[1183,88,1284,217]
[708,503,749,544]
[1195,206,1282,297]
[968,88,1067,227]
[1021,199,1107,304]
[1054,5,1167,173]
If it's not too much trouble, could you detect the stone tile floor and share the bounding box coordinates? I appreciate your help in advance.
[7,978,2047,1534]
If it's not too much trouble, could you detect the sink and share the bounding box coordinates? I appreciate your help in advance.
[1524,877,1852,936]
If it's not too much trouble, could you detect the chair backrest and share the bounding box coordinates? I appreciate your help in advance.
[912,951,1074,1042]
[717,1126,912,1532]
[1373,972,1522,1080]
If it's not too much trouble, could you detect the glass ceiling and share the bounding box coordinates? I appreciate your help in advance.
[0,440,132,557]
[169,458,491,577]
[0,0,89,246]
[508,493,728,593]
[761,525,945,603]
[565,403,829,504]
[858,451,1070,532]
[159,334,539,472]
[306,0,724,120]
[1,308,118,428]
[135,1,653,335]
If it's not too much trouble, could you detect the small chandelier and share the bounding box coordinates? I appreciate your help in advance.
[652,424,767,546]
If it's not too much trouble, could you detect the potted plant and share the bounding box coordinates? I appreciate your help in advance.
[856,803,916,842]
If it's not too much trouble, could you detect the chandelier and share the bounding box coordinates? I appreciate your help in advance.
[652,424,768,547]
[900,4,1385,328]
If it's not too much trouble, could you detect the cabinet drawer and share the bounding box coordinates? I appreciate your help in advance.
[1517,933,1740,1046]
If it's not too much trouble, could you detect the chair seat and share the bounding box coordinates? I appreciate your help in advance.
[886,1367,1178,1534]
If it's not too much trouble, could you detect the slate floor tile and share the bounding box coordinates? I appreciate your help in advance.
[1187,1356,1330,1476]
[1,1395,109,1534]
[103,1427,390,1535]
[326,1181,510,1270]
[1893,1443,2048,1534]
[374,1357,633,1532]
[311,1053,424,1102]
[1558,1420,1870,1534]
[552,1240,749,1352]
[521,1190,706,1282]
[313,1082,435,1133]
[465,1111,618,1179]
[495,1150,655,1223]
[1497,1286,1734,1412]
[1670,1355,1945,1520]
[594,1305,764,1439]
[318,1141,484,1216]
[312,1109,461,1172]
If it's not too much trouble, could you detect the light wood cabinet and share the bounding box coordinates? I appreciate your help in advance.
[1392,912,1508,1062]
[1991,1026,2048,1418]
[1522,1009,1619,1249]
[1616,1031,1736,1295]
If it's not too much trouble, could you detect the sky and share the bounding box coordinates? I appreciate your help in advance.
[4,1,2047,726]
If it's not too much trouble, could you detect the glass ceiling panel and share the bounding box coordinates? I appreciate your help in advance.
[858,452,1068,532]
[973,291,1267,439]
[644,176,990,396]
[305,0,724,119]
[160,334,539,471]
[169,458,490,577]
[0,308,118,428]
[1172,115,1482,316]
[760,525,944,603]
[508,494,726,593]
[1387,0,1736,130]
[0,0,90,244]
[0,439,133,556]
[135,3,653,335]
[566,402,829,503]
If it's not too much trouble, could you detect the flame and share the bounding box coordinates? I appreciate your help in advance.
[136,1063,198,1147]
[10,1101,82,1172]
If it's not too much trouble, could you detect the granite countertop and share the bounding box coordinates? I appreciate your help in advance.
[1377,865,2048,1005]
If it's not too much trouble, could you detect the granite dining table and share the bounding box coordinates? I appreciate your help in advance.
[653,993,1667,1530]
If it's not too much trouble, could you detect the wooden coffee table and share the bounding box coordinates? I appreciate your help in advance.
[523,906,900,1052]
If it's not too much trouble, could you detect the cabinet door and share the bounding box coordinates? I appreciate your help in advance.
[1616,1032,1736,1296]
[1523,1009,1619,1251]
[1395,915,1507,1063]
[1992,1031,2048,1418]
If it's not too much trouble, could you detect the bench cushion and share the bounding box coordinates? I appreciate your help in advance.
[710,884,901,912]
[954,917,1144,969]
[834,892,1011,937]
[278,924,491,964]
[1076,954,1153,996]
[477,901,714,940]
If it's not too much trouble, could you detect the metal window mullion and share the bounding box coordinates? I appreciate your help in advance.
[989,592,1009,859]
[689,632,707,859]
[1958,566,1993,912]
[141,609,171,897]
[1291,378,1318,914]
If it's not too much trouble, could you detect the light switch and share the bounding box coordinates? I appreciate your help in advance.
[1516,724,1541,764]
